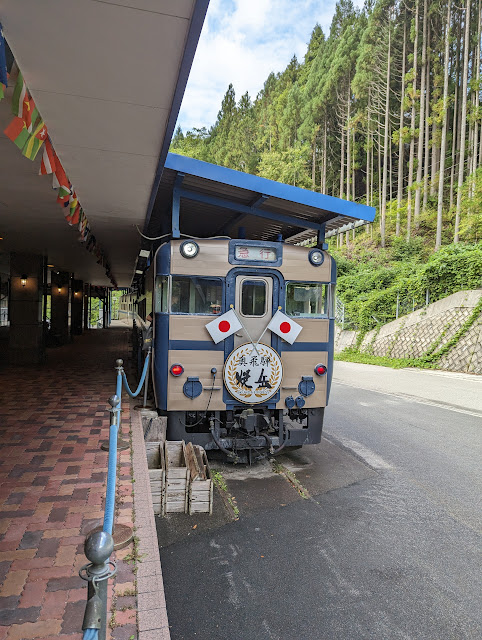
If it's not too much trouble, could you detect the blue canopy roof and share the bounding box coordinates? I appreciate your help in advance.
[148,152,375,243]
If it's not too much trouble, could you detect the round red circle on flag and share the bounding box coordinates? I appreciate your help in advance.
[219,320,231,332]
[280,321,291,334]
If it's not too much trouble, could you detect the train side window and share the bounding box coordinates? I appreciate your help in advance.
[155,276,169,313]
[286,282,328,317]
[171,276,222,315]
[241,280,266,316]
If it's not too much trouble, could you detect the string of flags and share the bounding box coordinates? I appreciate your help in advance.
[0,23,8,101]
[1,55,117,287]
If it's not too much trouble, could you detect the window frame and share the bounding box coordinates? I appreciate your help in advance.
[285,280,331,319]
[240,278,268,317]
[168,275,224,316]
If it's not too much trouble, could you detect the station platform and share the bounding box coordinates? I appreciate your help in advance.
[0,326,169,640]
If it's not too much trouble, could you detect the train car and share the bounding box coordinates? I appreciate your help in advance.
[138,154,375,463]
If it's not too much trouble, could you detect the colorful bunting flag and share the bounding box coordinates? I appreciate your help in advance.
[23,95,39,133]
[0,81,5,102]
[22,119,47,160]
[11,70,26,118]
[39,138,56,174]
[4,116,30,150]
[0,23,8,89]
[52,153,71,203]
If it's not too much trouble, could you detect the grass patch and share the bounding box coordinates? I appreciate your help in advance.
[335,349,413,369]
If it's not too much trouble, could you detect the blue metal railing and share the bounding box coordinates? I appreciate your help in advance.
[81,351,151,640]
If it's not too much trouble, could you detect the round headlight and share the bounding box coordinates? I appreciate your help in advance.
[180,241,199,259]
[308,249,324,266]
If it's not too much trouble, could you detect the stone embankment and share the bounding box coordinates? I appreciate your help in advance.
[335,289,482,374]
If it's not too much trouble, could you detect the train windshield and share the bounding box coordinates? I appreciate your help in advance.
[171,276,223,314]
[286,282,328,317]
[241,280,266,316]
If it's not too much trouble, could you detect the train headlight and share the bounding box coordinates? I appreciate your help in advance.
[170,364,184,377]
[180,241,199,259]
[308,249,324,266]
[314,363,327,376]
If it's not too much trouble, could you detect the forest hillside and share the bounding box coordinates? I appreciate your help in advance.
[171,0,482,332]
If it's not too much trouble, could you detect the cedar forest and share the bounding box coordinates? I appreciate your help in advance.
[171,0,482,332]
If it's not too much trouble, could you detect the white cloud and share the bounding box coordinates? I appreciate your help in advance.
[177,0,366,132]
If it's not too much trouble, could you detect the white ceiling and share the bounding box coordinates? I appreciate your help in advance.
[0,0,200,286]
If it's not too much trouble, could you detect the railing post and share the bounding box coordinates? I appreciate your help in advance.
[101,360,129,452]
[81,530,115,640]
[143,346,152,408]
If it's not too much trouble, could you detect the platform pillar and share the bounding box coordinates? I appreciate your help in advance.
[71,279,84,336]
[9,252,45,365]
[50,271,71,345]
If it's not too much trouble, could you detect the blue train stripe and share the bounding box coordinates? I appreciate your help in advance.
[282,342,330,352]
[169,340,224,351]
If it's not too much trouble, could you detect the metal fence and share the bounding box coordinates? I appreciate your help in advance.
[335,289,433,331]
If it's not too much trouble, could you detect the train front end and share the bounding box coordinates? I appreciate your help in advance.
[152,237,335,463]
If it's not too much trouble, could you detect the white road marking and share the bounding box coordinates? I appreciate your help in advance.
[327,434,392,470]
[335,380,482,418]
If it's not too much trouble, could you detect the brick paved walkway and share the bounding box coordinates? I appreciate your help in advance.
[0,326,140,640]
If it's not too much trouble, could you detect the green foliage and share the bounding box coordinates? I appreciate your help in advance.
[335,238,482,332]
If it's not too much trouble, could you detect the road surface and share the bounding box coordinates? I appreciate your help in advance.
[158,364,482,640]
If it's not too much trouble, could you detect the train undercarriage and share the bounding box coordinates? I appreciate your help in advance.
[166,407,324,464]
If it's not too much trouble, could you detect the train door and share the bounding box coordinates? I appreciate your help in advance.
[234,275,273,349]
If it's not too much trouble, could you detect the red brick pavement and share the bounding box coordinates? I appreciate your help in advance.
[0,327,138,640]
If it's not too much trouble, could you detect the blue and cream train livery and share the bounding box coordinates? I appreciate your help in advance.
[134,154,375,463]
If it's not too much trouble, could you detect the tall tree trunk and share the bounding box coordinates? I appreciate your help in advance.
[378,126,382,216]
[423,26,431,212]
[312,143,316,190]
[455,0,471,242]
[346,81,351,201]
[407,0,420,240]
[340,125,345,199]
[450,78,459,210]
[381,23,391,248]
[472,0,481,176]
[414,0,428,227]
[436,0,452,250]
[396,17,407,237]
[431,120,438,195]
[352,129,356,201]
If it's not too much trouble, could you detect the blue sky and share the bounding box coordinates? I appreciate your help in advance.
[177,0,366,132]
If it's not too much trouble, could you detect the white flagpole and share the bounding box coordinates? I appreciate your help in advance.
[230,305,259,355]
[248,307,281,355]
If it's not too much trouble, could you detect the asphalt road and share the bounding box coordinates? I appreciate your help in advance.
[158,371,482,640]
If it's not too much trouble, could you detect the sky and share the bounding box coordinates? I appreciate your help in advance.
[176,0,366,133]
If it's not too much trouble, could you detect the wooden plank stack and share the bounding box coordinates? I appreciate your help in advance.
[185,442,213,515]
[164,441,190,513]
[145,442,165,515]
[146,440,213,515]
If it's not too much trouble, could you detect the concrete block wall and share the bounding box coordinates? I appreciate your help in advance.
[334,290,482,374]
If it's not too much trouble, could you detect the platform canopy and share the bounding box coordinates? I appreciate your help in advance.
[143,153,376,259]
[0,0,209,287]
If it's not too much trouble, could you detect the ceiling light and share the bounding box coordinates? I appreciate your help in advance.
[139,250,150,258]
[47,264,54,268]
[135,270,143,275]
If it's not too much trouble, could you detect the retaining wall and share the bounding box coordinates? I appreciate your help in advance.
[334,289,482,374]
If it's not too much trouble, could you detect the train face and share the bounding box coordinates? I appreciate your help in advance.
[152,238,335,463]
